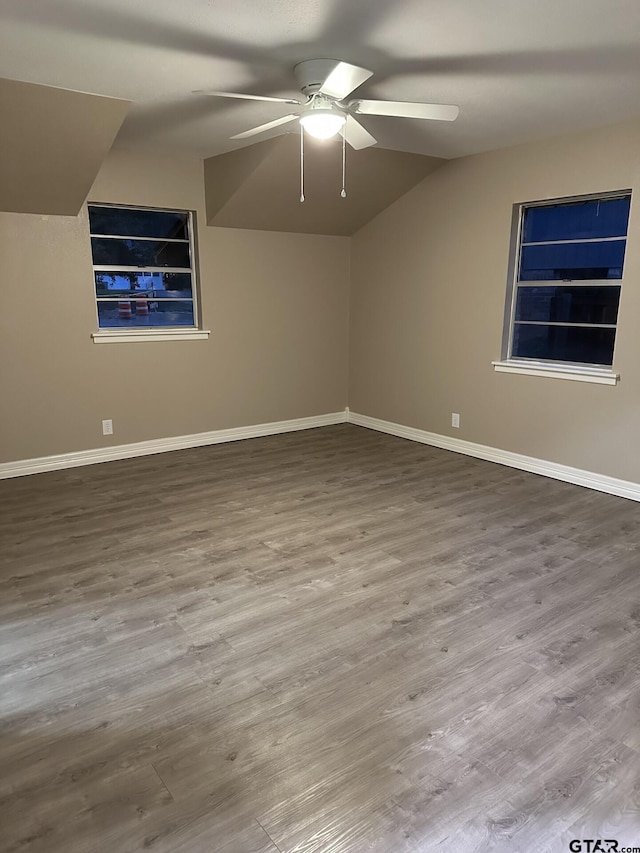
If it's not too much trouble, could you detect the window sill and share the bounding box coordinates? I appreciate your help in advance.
[92,330,210,344]
[492,360,619,385]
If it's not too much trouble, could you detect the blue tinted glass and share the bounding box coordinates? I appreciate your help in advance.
[97,299,194,328]
[89,206,189,239]
[512,323,615,365]
[523,196,630,243]
[519,239,626,281]
[95,272,192,296]
[91,238,190,268]
[515,286,620,325]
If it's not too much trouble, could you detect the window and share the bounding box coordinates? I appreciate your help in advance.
[503,191,631,371]
[89,204,199,332]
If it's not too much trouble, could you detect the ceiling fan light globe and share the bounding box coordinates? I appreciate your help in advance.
[299,110,346,140]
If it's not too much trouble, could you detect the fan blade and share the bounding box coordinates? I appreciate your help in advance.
[195,90,301,105]
[340,115,377,150]
[231,114,299,140]
[351,99,459,121]
[319,62,373,100]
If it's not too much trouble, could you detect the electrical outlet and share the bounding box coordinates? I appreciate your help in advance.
[102,419,113,436]
[451,413,460,429]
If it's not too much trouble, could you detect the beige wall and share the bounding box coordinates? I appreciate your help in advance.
[349,119,640,482]
[0,150,349,462]
[5,121,640,480]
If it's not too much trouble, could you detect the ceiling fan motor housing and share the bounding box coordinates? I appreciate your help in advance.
[294,59,341,96]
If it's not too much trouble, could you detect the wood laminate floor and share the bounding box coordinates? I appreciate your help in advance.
[1,424,640,853]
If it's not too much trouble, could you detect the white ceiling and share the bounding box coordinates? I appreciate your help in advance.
[1,0,640,160]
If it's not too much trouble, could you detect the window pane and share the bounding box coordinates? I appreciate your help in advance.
[91,238,191,268]
[519,239,626,281]
[89,206,189,239]
[515,285,620,325]
[97,299,194,328]
[95,272,192,296]
[523,196,630,243]
[512,323,616,365]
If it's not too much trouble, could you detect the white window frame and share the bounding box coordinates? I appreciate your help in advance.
[89,202,209,344]
[493,189,631,384]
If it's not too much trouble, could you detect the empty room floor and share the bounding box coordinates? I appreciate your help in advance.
[1,424,640,853]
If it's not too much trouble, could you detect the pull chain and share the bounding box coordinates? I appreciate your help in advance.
[341,132,347,198]
[299,127,305,203]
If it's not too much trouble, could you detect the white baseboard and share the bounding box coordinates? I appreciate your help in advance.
[0,410,348,479]
[347,410,640,503]
[5,407,637,503]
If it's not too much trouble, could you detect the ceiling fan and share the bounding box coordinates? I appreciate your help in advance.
[196,58,459,150]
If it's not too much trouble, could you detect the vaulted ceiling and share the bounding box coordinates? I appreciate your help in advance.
[204,136,444,235]
[1,0,640,162]
[0,78,129,216]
